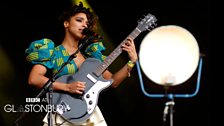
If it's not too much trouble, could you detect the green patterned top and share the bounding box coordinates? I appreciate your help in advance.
[25,38,106,78]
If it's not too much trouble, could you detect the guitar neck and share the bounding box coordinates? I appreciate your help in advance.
[94,27,142,76]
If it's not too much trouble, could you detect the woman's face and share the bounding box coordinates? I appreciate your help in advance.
[65,12,89,39]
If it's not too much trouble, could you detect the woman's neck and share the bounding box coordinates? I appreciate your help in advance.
[62,36,79,53]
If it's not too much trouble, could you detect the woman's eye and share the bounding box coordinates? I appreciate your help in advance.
[76,19,82,22]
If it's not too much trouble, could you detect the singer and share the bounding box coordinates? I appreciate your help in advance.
[25,2,137,126]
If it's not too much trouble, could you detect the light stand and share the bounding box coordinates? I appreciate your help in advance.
[136,56,203,126]
[163,94,175,126]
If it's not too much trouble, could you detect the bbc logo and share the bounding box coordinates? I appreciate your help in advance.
[26,98,40,103]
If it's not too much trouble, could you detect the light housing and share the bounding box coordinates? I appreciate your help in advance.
[139,25,199,86]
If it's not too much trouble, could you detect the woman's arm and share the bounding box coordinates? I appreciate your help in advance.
[28,64,85,94]
[103,37,138,88]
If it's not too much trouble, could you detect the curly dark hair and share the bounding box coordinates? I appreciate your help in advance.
[58,2,96,30]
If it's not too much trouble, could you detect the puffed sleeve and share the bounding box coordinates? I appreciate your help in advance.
[84,41,107,62]
[25,38,55,69]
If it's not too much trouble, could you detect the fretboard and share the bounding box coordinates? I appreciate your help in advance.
[93,27,142,76]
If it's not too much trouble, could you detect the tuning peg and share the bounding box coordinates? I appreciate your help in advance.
[154,23,157,27]
[146,14,152,18]
[147,28,152,32]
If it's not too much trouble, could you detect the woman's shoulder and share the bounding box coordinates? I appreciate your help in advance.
[25,38,56,62]
[27,38,55,50]
[25,38,55,53]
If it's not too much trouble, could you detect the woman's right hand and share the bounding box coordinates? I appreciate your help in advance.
[67,81,86,94]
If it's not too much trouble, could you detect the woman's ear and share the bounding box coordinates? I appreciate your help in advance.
[64,21,69,28]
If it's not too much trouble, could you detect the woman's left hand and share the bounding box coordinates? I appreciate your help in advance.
[121,37,138,63]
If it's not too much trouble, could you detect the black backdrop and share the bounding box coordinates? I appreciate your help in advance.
[0,0,210,126]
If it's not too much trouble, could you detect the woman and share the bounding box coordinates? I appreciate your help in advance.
[25,2,137,126]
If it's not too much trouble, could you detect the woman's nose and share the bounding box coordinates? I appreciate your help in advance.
[83,22,88,28]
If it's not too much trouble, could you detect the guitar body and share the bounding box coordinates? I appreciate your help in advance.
[52,58,113,124]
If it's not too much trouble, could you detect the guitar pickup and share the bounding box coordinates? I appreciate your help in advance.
[87,74,97,83]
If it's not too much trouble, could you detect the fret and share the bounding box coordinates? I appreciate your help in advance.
[104,58,110,66]
[102,63,107,68]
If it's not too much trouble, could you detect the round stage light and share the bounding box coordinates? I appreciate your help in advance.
[139,25,199,86]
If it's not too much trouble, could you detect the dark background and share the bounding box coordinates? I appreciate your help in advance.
[0,0,210,126]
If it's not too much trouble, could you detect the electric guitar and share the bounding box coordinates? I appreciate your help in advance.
[52,13,157,124]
